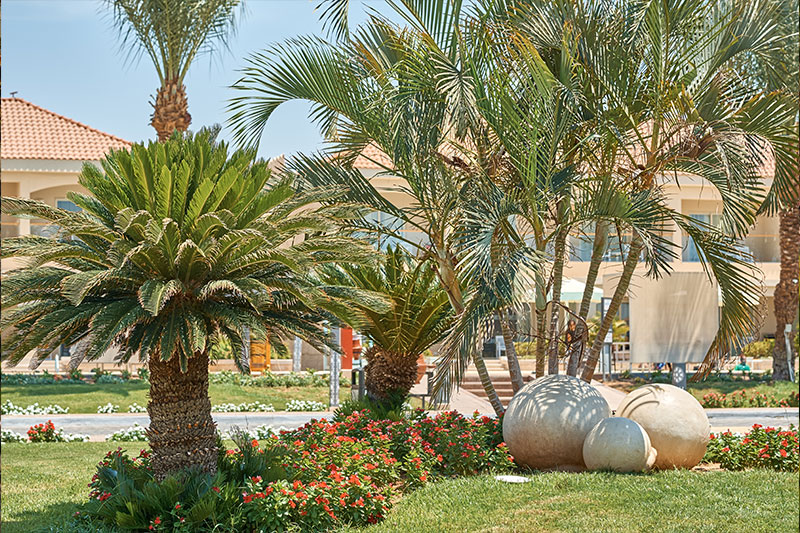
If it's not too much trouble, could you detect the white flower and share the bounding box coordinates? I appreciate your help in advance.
[285,400,327,412]
[105,423,148,442]
[1,400,69,415]
[96,402,119,414]
[127,403,147,413]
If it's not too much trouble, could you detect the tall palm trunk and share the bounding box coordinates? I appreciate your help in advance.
[570,222,608,376]
[500,309,524,392]
[580,235,643,382]
[363,346,419,400]
[534,302,547,378]
[435,255,505,415]
[147,351,217,480]
[546,230,568,374]
[151,78,192,141]
[772,202,800,380]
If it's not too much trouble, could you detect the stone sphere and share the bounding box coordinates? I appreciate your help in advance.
[582,417,656,472]
[617,384,710,469]
[503,374,610,470]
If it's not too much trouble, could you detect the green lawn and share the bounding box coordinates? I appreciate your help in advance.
[343,471,799,533]
[1,382,339,413]
[687,380,798,403]
[2,443,797,533]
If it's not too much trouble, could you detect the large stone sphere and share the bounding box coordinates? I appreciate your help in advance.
[617,384,709,469]
[582,417,657,472]
[503,374,610,470]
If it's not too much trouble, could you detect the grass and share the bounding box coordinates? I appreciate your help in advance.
[1,382,340,413]
[605,378,798,405]
[343,471,800,533]
[3,443,796,533]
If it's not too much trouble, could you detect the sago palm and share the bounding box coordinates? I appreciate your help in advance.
[322,245,453,402]
[1,129,378,479]
[105,0,241,140]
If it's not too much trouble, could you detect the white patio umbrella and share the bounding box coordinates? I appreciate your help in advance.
[524,278,603,303]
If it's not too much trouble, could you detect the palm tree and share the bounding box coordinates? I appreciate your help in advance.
[1,129,378,479]
[105,0,241,140]
[732,0,799,381]
[322,245,453,402]
[228,2,510,414]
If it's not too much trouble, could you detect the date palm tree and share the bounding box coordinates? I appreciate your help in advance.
[1,129,378,479]
[105,0,241,140]
[322,245,453,402]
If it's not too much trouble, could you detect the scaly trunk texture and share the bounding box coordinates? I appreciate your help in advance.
[547,230,568,374]
[151,78,192,142]
[147,351,217,481]
[434,254,505,415]
[363,345,419,399]
[500,310,524,393]
[580,235,644,382]
[772,202,800,380]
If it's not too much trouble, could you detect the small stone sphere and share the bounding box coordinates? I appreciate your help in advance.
[582,417,655,472]
[617,384,710,469]
[503,374,610,470]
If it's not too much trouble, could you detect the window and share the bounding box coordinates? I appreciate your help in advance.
[568,223,632,262]
[31,199,82,238]
[682,214,721,262]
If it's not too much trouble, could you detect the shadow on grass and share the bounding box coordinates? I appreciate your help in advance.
[2,501,83,533]
[2,382,148,399]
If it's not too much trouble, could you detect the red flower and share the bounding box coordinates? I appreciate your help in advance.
[365,463,376,470]
[780,449,788,458]
[242,493,253,504]
[154,517,161,525]
[212,486,220,493]
[174,503,181,510]
[251,476,262,483]
[721,447,730,453]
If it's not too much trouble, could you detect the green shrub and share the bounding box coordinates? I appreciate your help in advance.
[741,339,774,359]
[704,425,798,472]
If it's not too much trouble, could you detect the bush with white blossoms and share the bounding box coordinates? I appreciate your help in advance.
[105,423,148,442]
[218,424,290,440]
[127,403,147,413]
[285,399,327,412]
[1,400,69,415]
[96,403,119,414]
[211,402,275,413]
[1,429,28,443]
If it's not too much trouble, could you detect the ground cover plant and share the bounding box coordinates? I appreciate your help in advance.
[0,379,338,414]
[699,388,799,408]
[2,433,797,533]
[704,425,798,472]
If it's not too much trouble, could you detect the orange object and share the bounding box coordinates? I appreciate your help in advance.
[340,327,354,370]
[250,337,271,374]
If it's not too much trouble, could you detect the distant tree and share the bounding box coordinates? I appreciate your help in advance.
[105,0,241,140]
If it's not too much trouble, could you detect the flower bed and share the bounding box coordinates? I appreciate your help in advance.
[24,421,89,443]
[285,399,327,412]
[105,424,149,442]
[700,389,799,408]
[211,401,276,413]
[704,425,798,472]
[0,372,85,385]
[96,402,120,414]
[1,400,69,415]
[72,410,512,531]
[209,370,327,388]
[127,402,147,413]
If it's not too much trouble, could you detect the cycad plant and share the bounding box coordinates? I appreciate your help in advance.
[105,0,241,140]
[323,245,453,402]
[1,129,376,479]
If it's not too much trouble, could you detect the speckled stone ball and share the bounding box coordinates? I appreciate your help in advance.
[582,417,657,472]
[502,375,610,470]
[617,384,710,469]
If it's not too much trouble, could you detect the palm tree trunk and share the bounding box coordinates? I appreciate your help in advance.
[772,202,800,380]
[547,230,568,374]
[500,309,524,392]
[151,78,192,141]
[535,302,547,378]
[570,221,608,377]
[363,346,418,400]
[580,235,643,382]
[434,255,504,415]
[147,351,217,481]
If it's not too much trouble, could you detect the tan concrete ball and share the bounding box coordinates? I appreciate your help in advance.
[617,384,710,469]
[502,374,610,470]
[582,417,655,472]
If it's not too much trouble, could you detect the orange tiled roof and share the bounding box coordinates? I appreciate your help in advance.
[1,98,131,161]
[350,144,395,170]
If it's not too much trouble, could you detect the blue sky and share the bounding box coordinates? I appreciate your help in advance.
[2,0,387,159]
